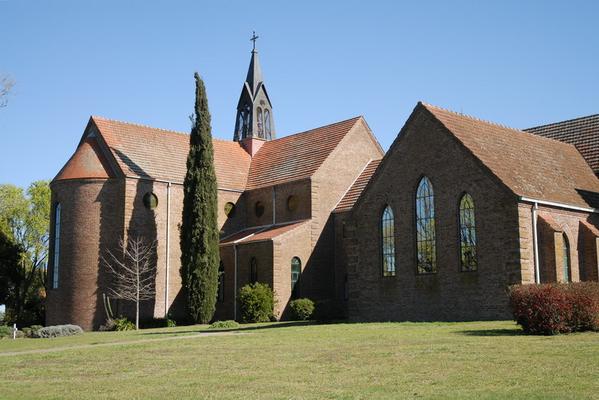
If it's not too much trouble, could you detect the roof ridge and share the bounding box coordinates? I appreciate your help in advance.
[267,115,362,144]
[91,115,236,144]
[524,113,599,132]
[420,102,582,150]
[419,102,522,133]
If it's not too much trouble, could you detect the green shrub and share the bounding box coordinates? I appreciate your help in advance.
[238,283,275,323]
[113,317,135,331]
[289,298,315,320]
[37,324,83,338]
[22,325,43,338]
[209,320,240,329]
[0,325,12,338]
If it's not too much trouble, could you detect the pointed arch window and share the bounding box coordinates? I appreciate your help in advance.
[52,203,62,289]
[237,111,244,138]
[416,177,436,274]
[256,107,264,137]
[562,234,570,282]
[291,257,301,299]
[459,193,478,271]
[250,257,258,283]
[381,205,395,276]
[243,105,251,137]
[264,109,271,139]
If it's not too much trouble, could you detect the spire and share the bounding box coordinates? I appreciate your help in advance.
[245,47,263,96]
[233,32,276,143]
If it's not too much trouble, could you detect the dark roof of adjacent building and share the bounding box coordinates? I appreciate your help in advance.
[524,114,599,174]
[421,103,599,209]
[334,159,382,213]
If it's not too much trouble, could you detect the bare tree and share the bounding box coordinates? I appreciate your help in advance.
[103,237,157,329]
[0,75,15,108]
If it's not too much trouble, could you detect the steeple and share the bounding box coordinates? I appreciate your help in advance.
[234,32,276,143]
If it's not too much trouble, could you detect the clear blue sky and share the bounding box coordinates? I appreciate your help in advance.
[1,1,598,188]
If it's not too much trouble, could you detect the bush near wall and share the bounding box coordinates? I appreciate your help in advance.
[238,283,275,323]
[509,282,599,335]
[289,298,315,320]
[37,324,83,338]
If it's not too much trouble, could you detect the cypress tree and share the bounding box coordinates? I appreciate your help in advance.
[180,73,220,324]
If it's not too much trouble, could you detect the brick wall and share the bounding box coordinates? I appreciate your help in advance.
[346,109,520,321]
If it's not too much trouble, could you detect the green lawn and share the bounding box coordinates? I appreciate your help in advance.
[1,321,598,399]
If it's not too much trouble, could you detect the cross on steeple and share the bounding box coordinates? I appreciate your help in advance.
[250,31,259,51]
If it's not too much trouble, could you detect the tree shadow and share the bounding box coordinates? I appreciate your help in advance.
[458,328,522,337]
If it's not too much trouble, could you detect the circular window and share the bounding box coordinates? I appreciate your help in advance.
[287,195,298,212]
[224,202,236,218]
[255,201,265,217]
[143,192,158,209]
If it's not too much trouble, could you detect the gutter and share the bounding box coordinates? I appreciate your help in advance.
[531,202,540,284]
[518,196,598,214]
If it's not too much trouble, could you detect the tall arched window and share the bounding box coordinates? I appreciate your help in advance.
[250,257,258,283]
[459,193,477,271]
[52,203,62,289]
[218,262,225,302]
[256,107,264,137]
[562,234,570,282]
[381,205,395,276]
[291,257,301,298]
[264,109,271,139]
[243,105,251,137]
[416,177,436,274]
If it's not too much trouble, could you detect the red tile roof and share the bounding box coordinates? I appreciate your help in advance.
[54,137,114,181]
[334,159,382,212]
[81,115,362,192]
[524,114,599,173]
[245,117,362,190]
[422,103,599,209]
[91,117,251,191]
[220,220,309,245]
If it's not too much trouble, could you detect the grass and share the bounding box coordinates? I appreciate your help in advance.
[1,320,598,399]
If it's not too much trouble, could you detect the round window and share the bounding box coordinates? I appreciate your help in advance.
[255,201,265,217]
[224,202,236,217]
[143,192,158,209]
[287,195,298,212]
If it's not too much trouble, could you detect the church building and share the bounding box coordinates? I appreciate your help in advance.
[46,43,599,330]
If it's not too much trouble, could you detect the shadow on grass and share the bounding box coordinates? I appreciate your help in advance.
[141,321,316,336]
[458,328,522,337]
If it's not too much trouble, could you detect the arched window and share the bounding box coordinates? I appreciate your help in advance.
[416,177,436,274]
[264,109,271,139]
[562,234,570,282]
[243,105,251,137]
[250,257,258,283]
[218,262,225,302]
[256,107,264,137]
[459,193,477,271]
[291,257,301,298]
[52,203,62,289]
[381,205,395,276]
[237,111,244,138]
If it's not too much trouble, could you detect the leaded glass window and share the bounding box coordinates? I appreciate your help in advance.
[52,203,61,289]
[381,205,395,276]
[459,193,478,271]
[416,177,436,274]
[291,257,301,299]
[562,234,570,282]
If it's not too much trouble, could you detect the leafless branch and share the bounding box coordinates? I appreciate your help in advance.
[0,75,15,108]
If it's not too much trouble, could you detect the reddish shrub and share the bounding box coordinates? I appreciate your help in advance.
[508,282,599,335]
